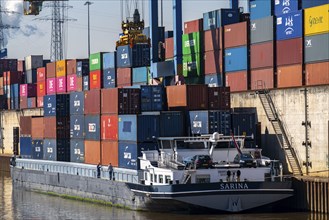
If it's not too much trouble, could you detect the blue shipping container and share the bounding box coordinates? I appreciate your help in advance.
[160,111,186,137]
[132,66,148,83]
[302,0,328,8]
[276,10,303,40]
[10,97,19,110]
[10,84,19,98]
[143,26,165,43]
[27,97,35,108]
[203,9,240,31]
[103,68,116,89]
[225,46,248,72]
[70,115,84,139]
[150,60,175,78]
[43,139,57,161]
[274,0,299,16]
[70,91,84,115]
[70,139,85,163]
[116,44,150,68]
[140,85,166,111]
[43,94,70,117]
[77,60,89,77]
[19,137,32,159]
[84,115,100,140]
[103,52,116,69]
[118,114,160,142]
[250,0,273,20]
[118,141,158,170]
[83,75,89,91]
[204,74,223,87]
[32,139,43,159]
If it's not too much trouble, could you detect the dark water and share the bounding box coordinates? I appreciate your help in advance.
[0,172,328,220]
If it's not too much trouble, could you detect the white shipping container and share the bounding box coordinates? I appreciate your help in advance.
[25,55,43,71]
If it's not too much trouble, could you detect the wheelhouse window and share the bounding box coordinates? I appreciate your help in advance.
[150,174,153,182]
[159,175,163,183]
[165,175,171,184]
[144,172,148,181]
[154,174,157,183]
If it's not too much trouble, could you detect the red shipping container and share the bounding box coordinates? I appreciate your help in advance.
[84,89,101,114]
[204,28,222,52]
[250,68,274,90]
[250,41,274,69]
[208,87,231,110]
[20,96,28,109]
[204,50,223,74]
[224,21,248,48]
[117,68,132,87]
[84,140,101,165]
[31,117,44,139]
[225,71,248,92]
[276,38,303,66]
[89,70,102,90]
[37,67,46,82]
[46,62,56,78]
[37,96,43,107]
[165,38,174,59]
[20,116,32,136]
[76,76,83,92]
[277,64,303,88]
[101,141,118,166]
[28,97,37,108]
[66,59,77,75]
[3,71,23,85]
[37,81,46,97]
[306,61,329,86]
[43,116,69,139]
[56,76,66,93]
[67,74,77,92]
[17,60,25,72]
[184,18,203,34]
[101,114,118,140]
[46,78,56,95]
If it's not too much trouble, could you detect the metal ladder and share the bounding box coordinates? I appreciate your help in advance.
[256,81,303,176]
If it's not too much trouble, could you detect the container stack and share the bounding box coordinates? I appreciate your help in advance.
[304,4,329,86]
[90,52,106,90]
[46,62,56,106]
[20,83,37,109]
[67,59,83,93]
[102,52,116,89]
[36,67,46,108]
[275,0,303,88]
[3,70,23,110]
[31,117,44,159]
[25,55,43,84]
[249,0,276,90]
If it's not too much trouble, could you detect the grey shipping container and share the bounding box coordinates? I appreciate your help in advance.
[304,33,329,64]
[43,139,57,161]
[250,16,275,44]
[70,91,84,115]
[70,115,85,139]
[84,115,100,140]
[70,139,85,163]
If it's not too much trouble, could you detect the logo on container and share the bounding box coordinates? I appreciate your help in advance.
[208,18,216,26]
[121,53,128,59]
[49,80,54,89]
[69,76,75,86]
[91,58,99,65]
[251,23,256,31]
[58,78,64,88]
[193,121,202,128]
[284,16,294,35]
[35,147,41,152]
[74,148,81,155]
[185,40,195,48]
[305,39,312,48]
[74,124,80,131]
[309,16,323,28]
[47,147,53,153]
[74,100,80,107]
[124,152,132,159]
[88,123,96,132]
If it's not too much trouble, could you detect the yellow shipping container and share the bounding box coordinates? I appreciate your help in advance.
[304,4,329,36]
[56,60,67,77]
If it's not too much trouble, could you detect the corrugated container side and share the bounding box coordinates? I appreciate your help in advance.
[101,141,118,166]
[20,96,28,109]
[103,52,116,70]
[43,139,57,161]
[101,88,117,114]
[70,139,85,163]
[37,96,43,107]
[132,67,148,83]
[46,62,56,78]
[165,37,174,59]
[204,73,223,87]
[76,76,83,92]
[116,44,150,68]
[250,0,273,20]
[84,114,100,140]
[56,76,66,94]
[31,139,43,159]
[54,138,71,162]
[304,33,329,63]
[182,32,202,55]
[250,68,274,90]
[250,16,275,44]
[89,70,102,90]
[66,59,76,75]
[70,91,84,115]
[184,18,203,34]
[225,46,248,72]
[83,75,89,91]
[225,71,248,92]
[277,38,303,66]
[231,112,257,137]
[19,137,32,158]
[31,117,44,139]
[160,111,185,136]
[103,68,116,89]
[43,94,70,117]
[118,88,141,114]
[77,60,90,77]
[204,28,221,51]
[20,84,37,97]
[276,11,303,40]
[117,68,132,87]
[189,110,209,134]
[17,60,25,72]
[277,64,303,88]
[274,0,298,16]
[204,50,222,75]
[20,116,32,136]
[101,114,118,140]
[46,78,56,95]
[27,97,36,108]
[90,52,105,71]
[70,115,85,139]
[140,85,166,112]
[209,110,231,135]
[56,60,67,77]
[304,4,329,36]
[305,61,329,86]
[183,53,203,77]
[67,74,77,92]
[43,116,70,139]
[25,55,43,70]
[208,87,231,110]
[203,9,240,31]
[37,67,46,82]
[84,89,101,114]
[224,21,248,48]
[84,140,101,165]
[250,41,275,69]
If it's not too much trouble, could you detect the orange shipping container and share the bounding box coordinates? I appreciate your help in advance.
[165,38,174,59]
[101,141,118,166]
[204,28,222,52]
[250,41,274,69]
[277,64,303,88]
[31,117,44,139]
[37,67,46,82]
[204,50,223,75]
[184,19,203,34]
[224,21,248,48]
[56,60,67,77]
[225,71,248,92]
[84,140,101,165]
[250,68,274,90]
[89,70,102,90]
[37,81,46,97]
[306,61,329,86]
[46,62,56,78]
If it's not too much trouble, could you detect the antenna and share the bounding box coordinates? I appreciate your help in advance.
[0,0,19,50]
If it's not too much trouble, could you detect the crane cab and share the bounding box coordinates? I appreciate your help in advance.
[23,0,44,15]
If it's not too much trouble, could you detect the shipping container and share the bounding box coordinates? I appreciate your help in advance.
[116,68,132,87]
[118,141,158,170]
[305,61,329,86]
[32,139,43,159]
[10,97,19,110]
[140,85,166,111]
[165,30,173,39]
[17,60,25,72]
[46,78,56,95]
[250,41,275,69]
[70,139,85,163]
[43,94,70,117]
[45,139,71,162]
[132,66,148,84]
[19,136,32,158]
[43,116,70,139]
[103,52,116,69]
[20,96,28,109]
[43,139,57,161]
[56,60,67,77]
[25,69,37,84]
[103,68,116,88]
[150,60,175,78]
[204,73,223,87]
[0,95,7,110]
[182,32,203,55]
[166,84,208,110]
[89,70,102,90]
[46,62,56,78]
[302,0,328,9]
[208,86,230,110]
[143,26,165,42]
[250,0,273,20]
[224,21,248,48]
[3,71,23,85]
[277,64,303,88]
[20,116,33,136]
[70,115,84,139]
[250,16,275,44]
[9,84,19,97]
[203,9,240,31]
[274,0,299,16]
[116,44,150,68]
[204,28,221,51]
[231,111,257,137]
[37,67,46,82]
[25,55,43,70]
[84,140,101,165]
[56,76,66,93]
[277,38,303,66]
[76,76,83,92]
[250,68,274,90]
[77,60,89,77]
[184,18,203,34]
[159,111,185,137]
[37,96,43,107]
[101,114,118,140]
[70,91,84,115]
[31,117,44,139]
[67,59,88,75]
[118,114,160,142]
[304,33,329,63]
[204,50,223,75]
[84,114,100,140]
[276,11,303,40]
[304,4,329,36]
[101,141,118,166]
[165,37,174,59]
[32,82,43,98]
[84,89,100,114]
[183,53,203,77]
[225,46,248,72]
[0,59,17,74]
[83,75,89,91]
[90,52,107,71]
[225,71,248,92]
[66,74,77,92]
[28,97,36,108]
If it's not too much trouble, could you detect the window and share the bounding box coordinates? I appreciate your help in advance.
[159,175,163,183]
[196,175,210,184]
[154,174,157,183]
[165,175,171,184]
[150,174,153,182]
[145,172,148,181]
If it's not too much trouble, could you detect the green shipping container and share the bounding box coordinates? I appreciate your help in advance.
[182,32,203,55]
[89,52,106,71]
[183,53,203,77]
